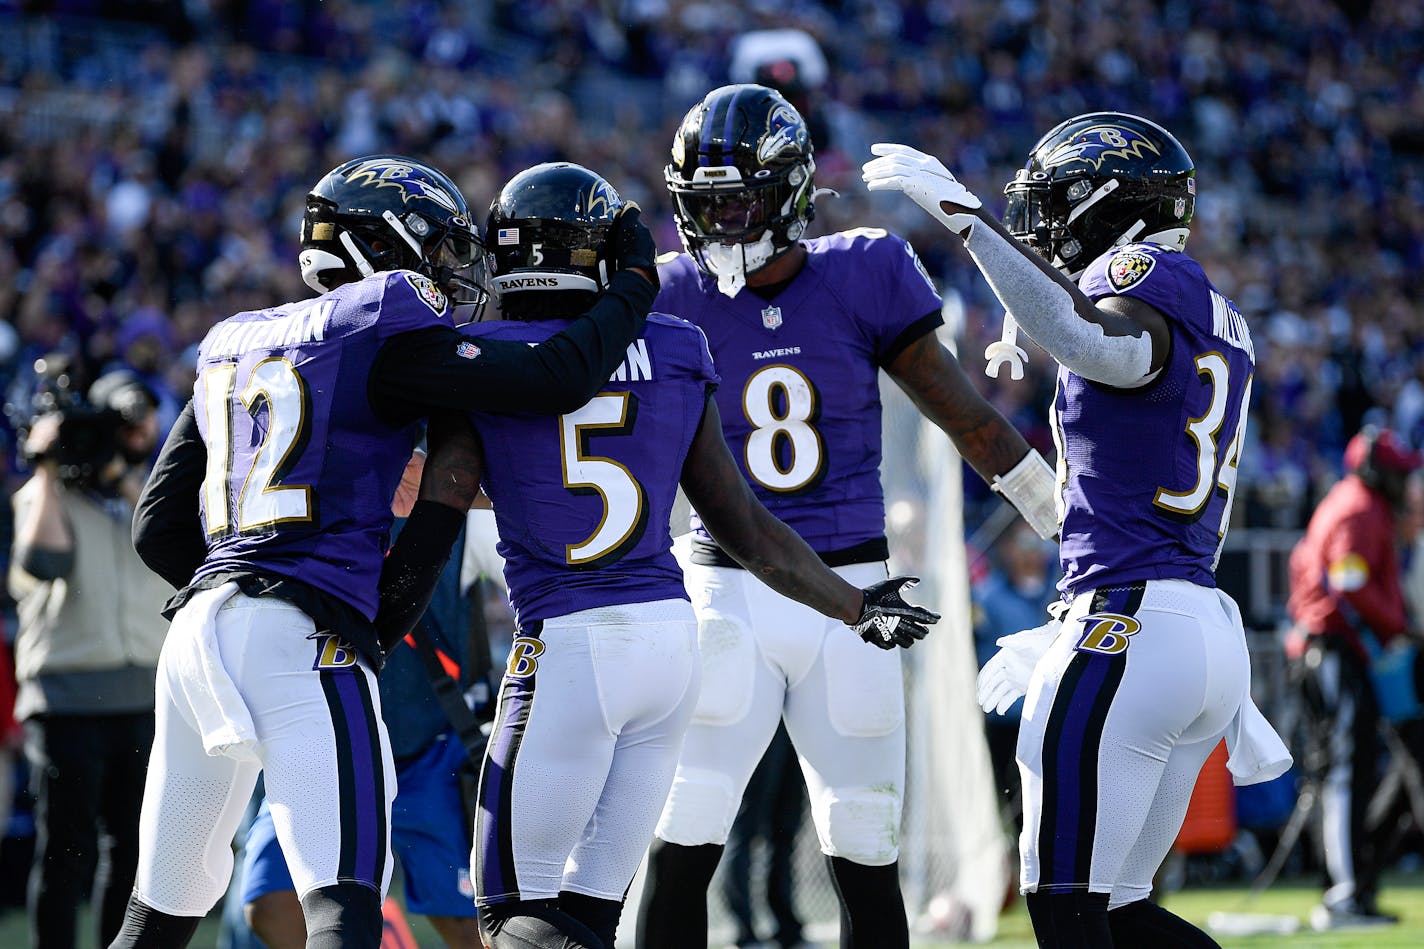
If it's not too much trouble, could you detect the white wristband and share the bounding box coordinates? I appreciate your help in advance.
[992,450,1059,540]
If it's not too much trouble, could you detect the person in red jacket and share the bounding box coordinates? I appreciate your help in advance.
[1287,426,1422,931]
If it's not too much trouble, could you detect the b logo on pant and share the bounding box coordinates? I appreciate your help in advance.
[507,637,545,677]
[310,631,360,669]
[1074,612,1141,656]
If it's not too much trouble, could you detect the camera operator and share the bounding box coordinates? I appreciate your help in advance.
[1287,426,1423,931]
[9,366,172,949]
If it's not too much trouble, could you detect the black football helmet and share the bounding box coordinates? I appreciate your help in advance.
[665,84,817,295]
[486,162,626,296]
[1003,112,1195,279]
[299,155,490,307]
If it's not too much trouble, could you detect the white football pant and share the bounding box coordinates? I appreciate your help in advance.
[1017,579,1250,908]
[654,561,905,866]
[474,598,699,905]
[136,591,394,916]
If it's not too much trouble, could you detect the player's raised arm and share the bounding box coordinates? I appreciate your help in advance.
[862,143,1171,388]
[679,396,938,649]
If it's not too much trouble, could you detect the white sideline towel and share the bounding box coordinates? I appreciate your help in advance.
[1225,694,1292,786]
[167,581,259,762]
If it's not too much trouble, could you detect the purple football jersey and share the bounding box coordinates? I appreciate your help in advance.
[192,269,455,618]
[657,230,943,553]
[462,313,718,626]
[1055,244,1256,596]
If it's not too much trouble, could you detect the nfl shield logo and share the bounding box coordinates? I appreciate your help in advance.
[761,305,783,330]
[456,340,481,359]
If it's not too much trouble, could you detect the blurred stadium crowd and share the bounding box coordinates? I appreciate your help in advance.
[0,0,1422,537]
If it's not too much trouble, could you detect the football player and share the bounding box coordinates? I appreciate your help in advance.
[635,85,1058,949]
[864,114,1281,947]
[112,155,660,949]
[392,160,937,949]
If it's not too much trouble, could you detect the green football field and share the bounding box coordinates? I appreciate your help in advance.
[938,873,1424,948]
[5,872,1419,946]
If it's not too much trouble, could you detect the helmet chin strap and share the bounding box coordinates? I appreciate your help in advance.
[703,232,777,298]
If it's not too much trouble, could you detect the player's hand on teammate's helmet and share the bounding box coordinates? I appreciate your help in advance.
[976,618,1062,715]
[852,577,940,649]
[861,143,983,239]
[609,203,659,290]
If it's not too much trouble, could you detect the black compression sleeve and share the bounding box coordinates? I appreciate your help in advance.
[370,269,656,425]
[374,499,469,655]
[132,401,209,589]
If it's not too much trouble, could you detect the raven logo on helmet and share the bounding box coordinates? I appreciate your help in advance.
[1041,125,1163,173]
[585,179,620,218]
[300,154,491,312]
[757,103,808,164]
[342,158,462,214]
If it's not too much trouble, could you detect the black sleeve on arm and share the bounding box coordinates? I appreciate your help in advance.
[133,400,210,589]
[879,309,944,369]
[373,499,469,655]
[369,270,655,424]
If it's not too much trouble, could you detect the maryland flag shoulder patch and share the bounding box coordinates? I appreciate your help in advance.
[404,272,448,316]
[1107,249,1156,292]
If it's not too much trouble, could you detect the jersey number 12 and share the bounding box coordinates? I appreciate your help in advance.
[200,358,314,536]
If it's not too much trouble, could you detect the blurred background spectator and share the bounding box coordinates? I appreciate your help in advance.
[7,365,170,948]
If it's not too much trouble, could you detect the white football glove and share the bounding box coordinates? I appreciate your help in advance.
[976,618,1062,715]
[861,143,983,238]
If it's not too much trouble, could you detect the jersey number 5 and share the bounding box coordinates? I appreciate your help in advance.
[560,392,647,567]
[200,359,313,536]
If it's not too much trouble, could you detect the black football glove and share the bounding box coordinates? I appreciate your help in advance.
[608,203,659,291]
[851,577,940,649]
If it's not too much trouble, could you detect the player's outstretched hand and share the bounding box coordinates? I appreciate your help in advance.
[976,618,1062,714]
[852,577,940,649]
[861,143,983,239]
[609,203,659,291]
